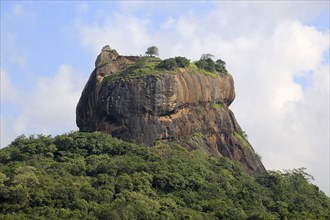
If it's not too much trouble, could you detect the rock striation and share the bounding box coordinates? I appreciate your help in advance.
[76,47,266,175]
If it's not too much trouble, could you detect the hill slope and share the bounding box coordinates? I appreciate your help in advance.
[0,132,329,219]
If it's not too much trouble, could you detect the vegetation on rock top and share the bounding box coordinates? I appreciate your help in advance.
[0,132,329,219]
[102,46,229,82]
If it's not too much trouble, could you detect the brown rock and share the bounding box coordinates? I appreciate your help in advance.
[76,50,266,175]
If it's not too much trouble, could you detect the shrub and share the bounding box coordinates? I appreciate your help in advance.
[174,57,190,68]
[196,56,229,74]
[195,59,207,70]
[216,59,226,66]
[135,57,148,68]
[215,59,228,74]
[212,103,220,109]
[157,58,178,71]
[195,58,215,72]
[215,63,227,73]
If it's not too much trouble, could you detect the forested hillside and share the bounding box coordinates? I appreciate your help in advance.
[0,132,329,219]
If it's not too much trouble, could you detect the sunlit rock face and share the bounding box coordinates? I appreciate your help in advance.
[76,48,265,175]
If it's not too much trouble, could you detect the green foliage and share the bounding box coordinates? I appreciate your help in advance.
[157,56,190,71]
[195,54,229,75]
[212,103,220,109]
[234,131,252,150]
[145,46,159,57]
[1,132,328,219]
[189,62,218,78]
[215,59,226,73]
[216,59,226,66]
[0,172,9,186]
[195,58,216,72]
[103,55,190,82]
[104,56,162,82]
[174,56,190,68]
[135,56,148,68]
[156,58,178,70]
[101,53,228,83]
[212,102,225,110]
[215,62,228,74]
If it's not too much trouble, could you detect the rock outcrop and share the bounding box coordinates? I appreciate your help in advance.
[76,47,266,175]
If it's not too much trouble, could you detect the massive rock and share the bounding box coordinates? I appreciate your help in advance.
[76,47,266,175]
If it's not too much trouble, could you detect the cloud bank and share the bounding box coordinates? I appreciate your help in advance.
[1,65,85,147]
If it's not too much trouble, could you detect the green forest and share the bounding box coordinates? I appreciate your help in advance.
[0,131,329,219]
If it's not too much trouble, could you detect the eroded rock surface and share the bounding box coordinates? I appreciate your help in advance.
[76,48,266,175]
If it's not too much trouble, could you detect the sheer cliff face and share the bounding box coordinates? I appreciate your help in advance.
[76,50,265,175]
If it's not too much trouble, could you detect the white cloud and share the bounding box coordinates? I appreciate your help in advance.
[1,65,85,147]
[1,68,19,147]
[212,1,328,36]
[1,115,18,148]
[12,2,37,22]
[77,13,151,56]
[225,21,329,194]
[1,32,28,67]
[75,2,89,14]
[13,64,85,134]
[1,68,18,102]
[283,64,329,193]
[160,16,175,30]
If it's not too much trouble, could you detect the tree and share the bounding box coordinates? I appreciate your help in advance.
[200,53,214,60]
[0,172,8,186]
[1,132,329,219]
[145,46,159,57]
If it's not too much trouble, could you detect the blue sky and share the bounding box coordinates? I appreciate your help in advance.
[1,1,329,195]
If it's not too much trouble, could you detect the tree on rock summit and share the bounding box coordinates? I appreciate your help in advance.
[145,46,159,57]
